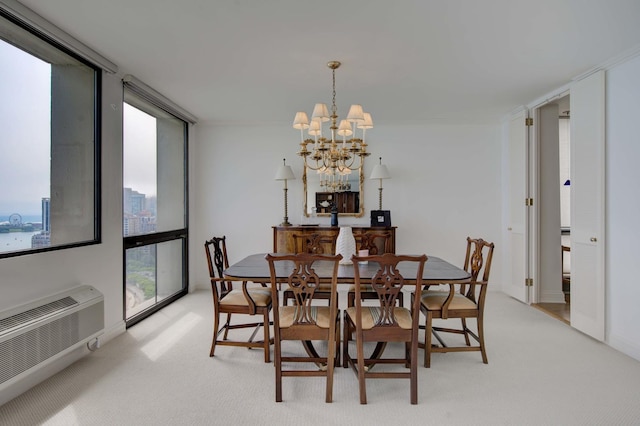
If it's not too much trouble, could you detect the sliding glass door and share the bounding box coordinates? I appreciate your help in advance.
[123,87,188,326]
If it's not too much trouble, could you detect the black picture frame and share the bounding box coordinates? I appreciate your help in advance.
[370,210,391,227]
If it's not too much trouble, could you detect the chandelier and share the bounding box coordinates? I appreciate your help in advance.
[293,61,372,176]
[318,165,352,192]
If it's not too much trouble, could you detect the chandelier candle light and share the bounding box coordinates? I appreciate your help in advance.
[293,61,372,180]
[275,158,295,226]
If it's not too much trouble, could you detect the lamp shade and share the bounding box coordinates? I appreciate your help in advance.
[275,165,295,180]
[311,103,330,122]
[346,104,365,123]
[308,118,322,136]
[337,119,353,136]
[357,112,373,129]
[370,164,390,180]
[292,112,309,129]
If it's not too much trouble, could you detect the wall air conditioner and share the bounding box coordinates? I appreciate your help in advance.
[0,285,104,401]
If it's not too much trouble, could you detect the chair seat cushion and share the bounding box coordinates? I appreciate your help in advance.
[420,291,477,311]
[279,306,333,328]
[220,288,271,307]
[345,306,413,329]
[346,284,374,293]
[284,283,333,293]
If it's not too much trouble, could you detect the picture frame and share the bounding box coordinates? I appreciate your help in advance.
[370,210,391,227]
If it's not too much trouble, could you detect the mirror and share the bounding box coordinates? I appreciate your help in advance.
[303,164,365,217]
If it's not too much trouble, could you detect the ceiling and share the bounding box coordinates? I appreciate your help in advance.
[16,0,640,125]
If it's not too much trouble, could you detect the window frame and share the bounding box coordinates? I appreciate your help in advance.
[0,10,102,260]
[122,83,191,327]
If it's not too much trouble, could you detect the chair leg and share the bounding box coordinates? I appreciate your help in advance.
[335,315,341,368]
[356,331,367,404]
[342,311,350,368]
[222,313,231,340]
[210,310,221,357]
[263,310,271,363]
[477,314,488,364]
[424,311,433,368]
[461,318,471,346]
[326,330,336,403]
[410,335,418,404]
[274,332,283,402]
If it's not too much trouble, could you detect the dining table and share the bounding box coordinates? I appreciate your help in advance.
[224,252,472,364]
[223,253,471,285]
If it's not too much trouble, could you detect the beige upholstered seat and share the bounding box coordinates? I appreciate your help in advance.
[345,306,413,330]
[205,236,273,362]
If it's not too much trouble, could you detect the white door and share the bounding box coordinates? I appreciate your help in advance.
[569,71,605,340]
[504,110,529,303]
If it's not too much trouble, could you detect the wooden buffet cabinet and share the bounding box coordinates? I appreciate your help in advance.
[272,225,397,254]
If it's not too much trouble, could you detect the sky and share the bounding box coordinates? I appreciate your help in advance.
[123,103,157,197]
[0,38,157,216]
[0,40,50,215]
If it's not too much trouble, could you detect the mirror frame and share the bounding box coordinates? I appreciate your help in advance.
[303,164,365,217]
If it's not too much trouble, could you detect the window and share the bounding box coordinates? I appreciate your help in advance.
[0,13,100,258]
[123,81,190,326]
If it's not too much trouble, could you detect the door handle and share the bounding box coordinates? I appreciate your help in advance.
[507,227,512,231]
[590,237,597,242]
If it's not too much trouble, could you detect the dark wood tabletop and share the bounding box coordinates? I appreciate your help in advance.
[224,253,471,284]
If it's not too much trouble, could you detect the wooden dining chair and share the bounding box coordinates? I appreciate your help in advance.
[343,253,427,404]
[266,252,342,403]
[419,237,495,367]
[283,233,337,306]
[347,232,404,307]
[204,236,272,362]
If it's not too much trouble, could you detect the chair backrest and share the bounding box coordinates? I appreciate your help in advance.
[266,253,342,326]
[354,231,391,255]
[461,237,495,300]
[351,253,427,326]
[204,236,232,296]
[292,233,337,255]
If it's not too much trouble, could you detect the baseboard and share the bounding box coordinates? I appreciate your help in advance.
[608,333,640,363]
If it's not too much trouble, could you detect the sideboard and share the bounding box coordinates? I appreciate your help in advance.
[272,225,397,254]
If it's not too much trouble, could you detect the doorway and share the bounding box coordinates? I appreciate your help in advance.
[532,95,571,325]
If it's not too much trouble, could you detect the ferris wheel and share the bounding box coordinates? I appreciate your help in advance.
[8,213,22,226]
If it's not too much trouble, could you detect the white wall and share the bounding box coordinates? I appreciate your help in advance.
[190,122,504,291]
[606,53,640,360]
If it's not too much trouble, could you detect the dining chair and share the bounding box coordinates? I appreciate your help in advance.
[282,233,337,306]
[346,232,405,308]
[266,252,342,403]
[343,253,427,404]
[204,236,273,362]
[419,237,495,368]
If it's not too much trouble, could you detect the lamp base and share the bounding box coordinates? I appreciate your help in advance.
[280,219,292,226]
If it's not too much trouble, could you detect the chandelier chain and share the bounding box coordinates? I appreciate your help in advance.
[332,67,337,120]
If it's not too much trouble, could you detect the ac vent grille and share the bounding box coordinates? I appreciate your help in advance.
[0,297,77,335]
[0,312,80,384]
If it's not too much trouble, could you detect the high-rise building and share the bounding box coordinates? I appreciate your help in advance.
[32,197,51,248]
[41,197,50,232]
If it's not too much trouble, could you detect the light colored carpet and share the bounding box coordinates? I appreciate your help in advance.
[1,289,640,425]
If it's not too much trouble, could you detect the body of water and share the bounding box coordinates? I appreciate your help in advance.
[0,231,40,251]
